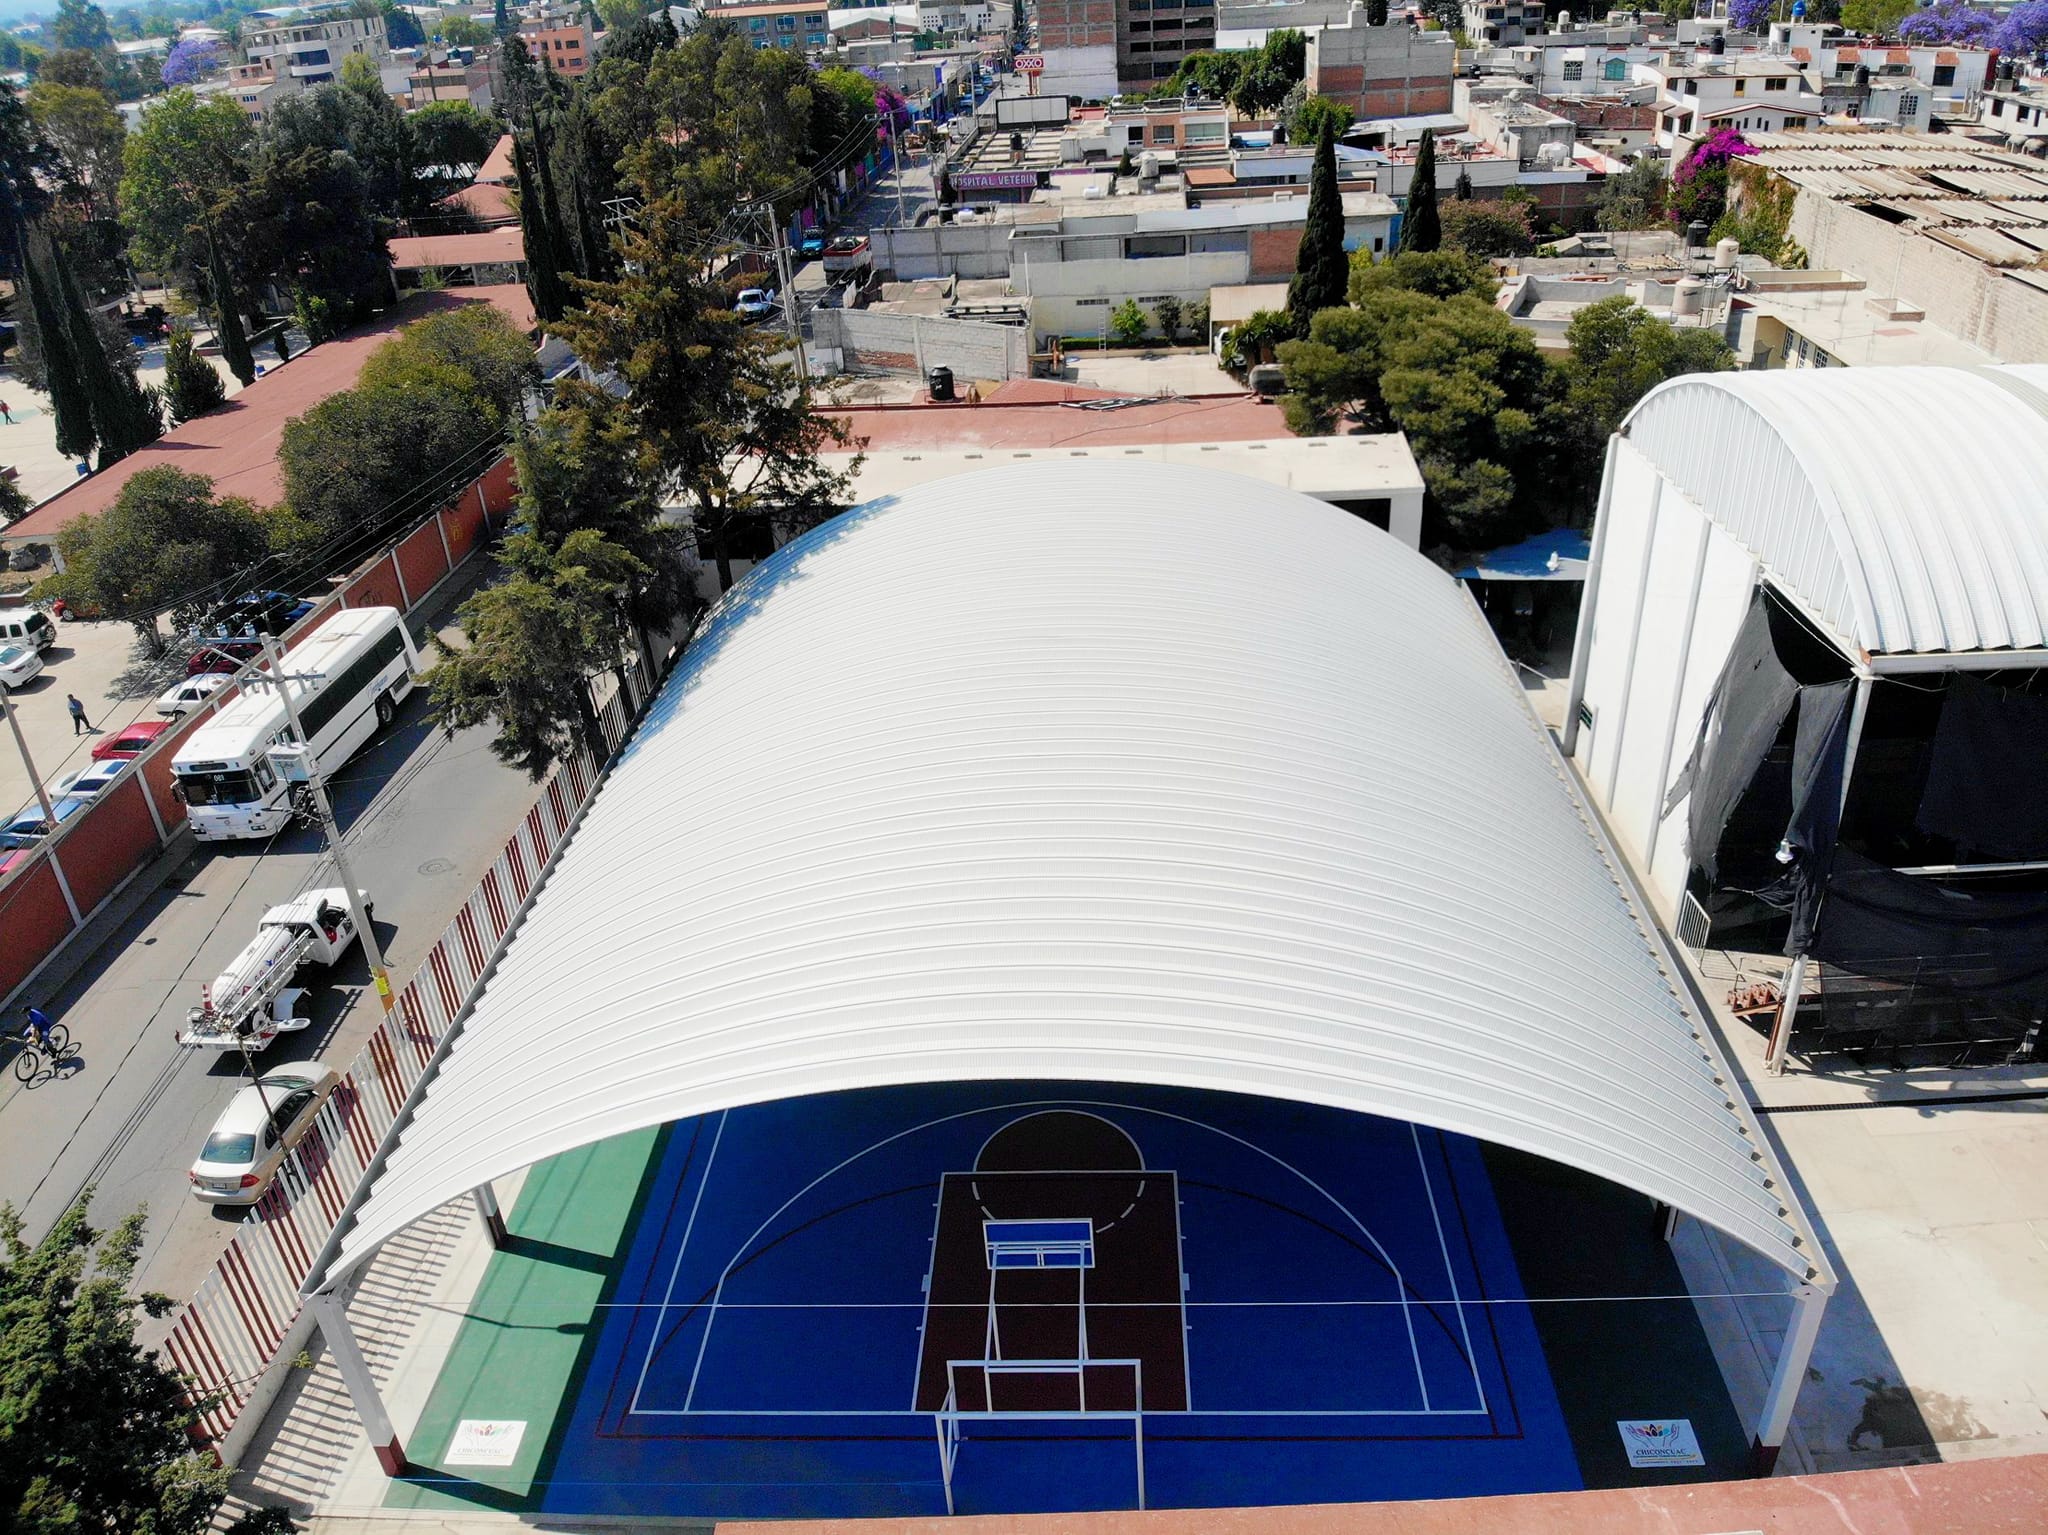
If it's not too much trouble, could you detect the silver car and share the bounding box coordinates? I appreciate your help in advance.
[188,1063,341,1205]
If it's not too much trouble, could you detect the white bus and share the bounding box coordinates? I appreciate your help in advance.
[172,607,422,842]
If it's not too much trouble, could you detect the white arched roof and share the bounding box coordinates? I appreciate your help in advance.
[1622,365,2048,658]
[312,462,1820,1291]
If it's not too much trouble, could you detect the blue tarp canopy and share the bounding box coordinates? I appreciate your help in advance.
[1456,527,1593,581]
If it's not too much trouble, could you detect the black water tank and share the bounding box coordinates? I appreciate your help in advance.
[928,365,956,402]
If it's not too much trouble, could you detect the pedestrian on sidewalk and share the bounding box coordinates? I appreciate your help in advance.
[0,399,13,424]
[66,693,94,734]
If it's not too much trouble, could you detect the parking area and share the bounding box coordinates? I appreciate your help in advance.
[0,611,174,822]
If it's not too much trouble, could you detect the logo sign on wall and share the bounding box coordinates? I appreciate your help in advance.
[447,1419,527,1467]
[1616,1418,1705,1468]
[1014,54,1045,72]
[952,170,1040,191]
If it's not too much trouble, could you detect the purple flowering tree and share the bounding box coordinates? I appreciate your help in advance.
[1670,128,1757,228]
[1898,0,1998,44]
[1727,0,1774,33]
[1996,0,2048,54]
[160,37,221,86]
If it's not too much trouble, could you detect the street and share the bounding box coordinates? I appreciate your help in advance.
[0,584,539,1304]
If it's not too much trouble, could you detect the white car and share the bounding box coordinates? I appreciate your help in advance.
[59,758,128,803]
[0,644,43,691]
[734,286,778,320]
[156,672,233,717]
[188,1062,341,1204]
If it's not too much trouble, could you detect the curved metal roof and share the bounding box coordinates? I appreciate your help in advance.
[313,462,1819,1290]
[1622,365,2048,657]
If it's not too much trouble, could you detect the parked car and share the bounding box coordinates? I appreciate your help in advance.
[187,637,264,676]
[59,759,128,803]
[92,720,171,761]
[734,286,778,320]
[0,608,56,653]
[798,233,826,259]
[188,1062,342,1204]
[3,786,91,845]
[823,234,871,275]
[201,589,312,639]
[0,643,43,691]
[156,672,233,717]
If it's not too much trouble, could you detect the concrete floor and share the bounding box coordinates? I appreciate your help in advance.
[0,613,165,816]
[1060,349,1240,398]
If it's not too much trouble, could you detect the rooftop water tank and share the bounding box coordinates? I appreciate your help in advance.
[1714,236,1740,271]
[1673,277,1705,317]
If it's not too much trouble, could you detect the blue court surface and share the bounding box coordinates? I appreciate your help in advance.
[530,1081,1582,1518]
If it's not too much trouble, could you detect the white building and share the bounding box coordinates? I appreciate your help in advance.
[242,0,391,91]
[1767,21,1992,115]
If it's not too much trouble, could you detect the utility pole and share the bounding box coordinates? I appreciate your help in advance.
[884,110,911,226]
[767,212,809,384]
[1,686,59,831]
[259,634,396,1016]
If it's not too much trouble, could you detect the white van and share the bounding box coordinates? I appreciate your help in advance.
[0,608,56,654]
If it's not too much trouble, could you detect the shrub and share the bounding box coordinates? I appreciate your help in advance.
[161,323,227,423]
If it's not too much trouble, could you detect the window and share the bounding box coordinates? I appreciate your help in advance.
[1933,64,1955,86]
[1765,75,1787,90]
[1902,93,1921,117]
[1186,120,1225,143]
[296,630,405,742]
[1785,115,1807,129]
[776,14,796,29]
[1125,233,1187,257]
[1129,39,1151,50]
[1813,350,1830,368]
[749,15,765,27]
[1334,497,1392,531]
[1127,18,1150,29]
[1734,77,1746,94]
[1604,57,1626,80]
[1836,61,1855,77]
[1562,59,1583,80]
[296,47,331,63]
[1153,123,1176,142]
[1795,335,1809,362]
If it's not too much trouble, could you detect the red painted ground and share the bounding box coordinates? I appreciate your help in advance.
[726,1453,2048,1535]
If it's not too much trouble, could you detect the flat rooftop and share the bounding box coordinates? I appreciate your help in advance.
[388,226,527,269]
[828,380,1302,451]
[5,287,534,542]
[1734,285,1998,367]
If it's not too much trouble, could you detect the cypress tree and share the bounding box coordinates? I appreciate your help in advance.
[208,231,257,388]
[55,251,160,466]
[1398,128,1442,254]
[515,130,571,322]
[1287,119,1349,335]
[494,0,511,34]
[20,227,95,462]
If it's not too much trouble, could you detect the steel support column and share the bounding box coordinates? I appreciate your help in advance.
[472,1181,508,1247]
[1751,1282,1827,1476]
[310,1289,409,1477]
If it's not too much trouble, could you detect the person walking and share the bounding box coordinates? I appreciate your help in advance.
[0,399,13,425]
[66,693,94,734]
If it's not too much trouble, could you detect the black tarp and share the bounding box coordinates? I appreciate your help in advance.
[1665,594,1802,884]
[1777,678,1855,946]
[1809,849,2048,1001]
[1916,674,2048,860]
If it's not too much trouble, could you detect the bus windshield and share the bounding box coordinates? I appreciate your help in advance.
[178,769,264,807]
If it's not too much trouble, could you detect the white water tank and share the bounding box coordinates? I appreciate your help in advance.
[1673,277,1705,317]
[1714,236,1740,271]
[1139,150,1160,181]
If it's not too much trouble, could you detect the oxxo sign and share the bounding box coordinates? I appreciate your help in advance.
[1014,54,1045,72]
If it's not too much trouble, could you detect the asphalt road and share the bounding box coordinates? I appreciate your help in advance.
[0,589,541,1302]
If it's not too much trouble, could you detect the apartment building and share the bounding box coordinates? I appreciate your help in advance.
[1767,21,1992,113]
[518,8,596,75]
[1462,0,1542,47]
[714,0,832,50]
[242,1,390,89]
[1119,0,1219,90]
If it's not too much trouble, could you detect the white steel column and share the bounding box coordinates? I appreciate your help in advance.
[472,1181,508,1247]
[1751,1282,1827,1476]
[1561,433,1621,757]
[1642,512,1714,865]
[309,1288,409,1477]
[1602,476,1665,810]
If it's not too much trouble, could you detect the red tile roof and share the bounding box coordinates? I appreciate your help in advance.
[477,133,516,184]
[831,382,1295,452]
[388,226,528,269]
[1936,50,1960,65]
[1792,46,1812,62]
[6,288,535,541]
[438,180,516,222]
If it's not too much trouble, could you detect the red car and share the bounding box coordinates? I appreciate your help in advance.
[91,720,172,761]
[187,638,264,676]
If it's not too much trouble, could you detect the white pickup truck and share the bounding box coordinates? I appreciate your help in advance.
[177,887,371,1051]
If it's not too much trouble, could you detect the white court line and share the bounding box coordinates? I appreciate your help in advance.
[1411,1122,1488,1417]
[625,1406,1497,1419]
[627,1109,729,1417]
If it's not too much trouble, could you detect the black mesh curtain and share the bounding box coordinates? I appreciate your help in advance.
[1810,850,2048,1000]
[1916,675,2048,861]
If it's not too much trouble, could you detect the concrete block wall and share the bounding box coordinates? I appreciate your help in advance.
[872,221,1016,280]
[1789,193,2048,363]
[1308,20,1455,118]
[813,309,1031,380]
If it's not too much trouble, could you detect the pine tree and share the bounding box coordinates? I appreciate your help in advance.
[1398,128,1442,254]
[515,130,571,322]
[56,251,160,466]
[162,322,227,422]
[1287,119,1349,335]
[20,227,96,461]
[207,230,257,388]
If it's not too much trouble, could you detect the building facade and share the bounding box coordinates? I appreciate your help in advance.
[242,2,390,89]
[1306,14,1454,120]
[714,0,832,49]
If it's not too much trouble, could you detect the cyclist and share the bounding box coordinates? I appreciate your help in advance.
[22,1007,55,1051]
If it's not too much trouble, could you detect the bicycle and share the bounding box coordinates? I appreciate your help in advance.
[13,1022,75,1082]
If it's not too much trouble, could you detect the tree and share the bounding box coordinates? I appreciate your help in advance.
[1421,0,1463,30]
[1995,0,2048,52]
[1287,119,1349,335]
[494,0,512,34]
[52,0,114,54]
[1439,197,1536,258]
[1154,293,1184,344]
[119,88,256,280]
[439,14,494,47]
[427,528,646,776]
[1397,129,1441,254]
[36,48,109,93]
[1669,127,1755,231]
[1351,245,1497,304]
[0,476,31,528]
[1366,0,1388,22]
[1593,158,1667,231]
[1839,0,1914,34]
[1898,0,1999,43]
[409,100,498,178]
[159,36,220,86]
[355,303,540,428]
[1187,298,1210,344]
[266,72,415,218]
[1223,308,1294,372]
[1561,294,1733,437]
[594,0,647,30]
[257,145,392,339]
[1109,296,1148,345]
[161,321,226,421]
[0,1194,229,1533]
[513,130,572,322]
[206,228,256,387]
[278,383,493,552]
[17,228,98,461]
[27,80,125,217]
[383,4,424,48]
[41,468,266,645]
[1727,0,1772,30]
[1287,92,1354,148]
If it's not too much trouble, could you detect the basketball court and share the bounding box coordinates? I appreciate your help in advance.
[378,1078,1774,1520]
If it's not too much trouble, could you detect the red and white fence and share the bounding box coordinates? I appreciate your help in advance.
[161,660,652,1452]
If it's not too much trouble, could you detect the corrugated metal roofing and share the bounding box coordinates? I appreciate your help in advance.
[1623,368,2048,656]
[308,462,1821,1292]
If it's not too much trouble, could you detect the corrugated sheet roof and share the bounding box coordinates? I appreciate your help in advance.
[1624,368,2048,656]
[308,462,1821,1293]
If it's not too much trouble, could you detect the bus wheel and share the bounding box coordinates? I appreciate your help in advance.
[376,693,395,728]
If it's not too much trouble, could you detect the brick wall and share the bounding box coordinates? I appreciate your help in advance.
[1308,20,1455,120]
[1248,226,1304,281]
